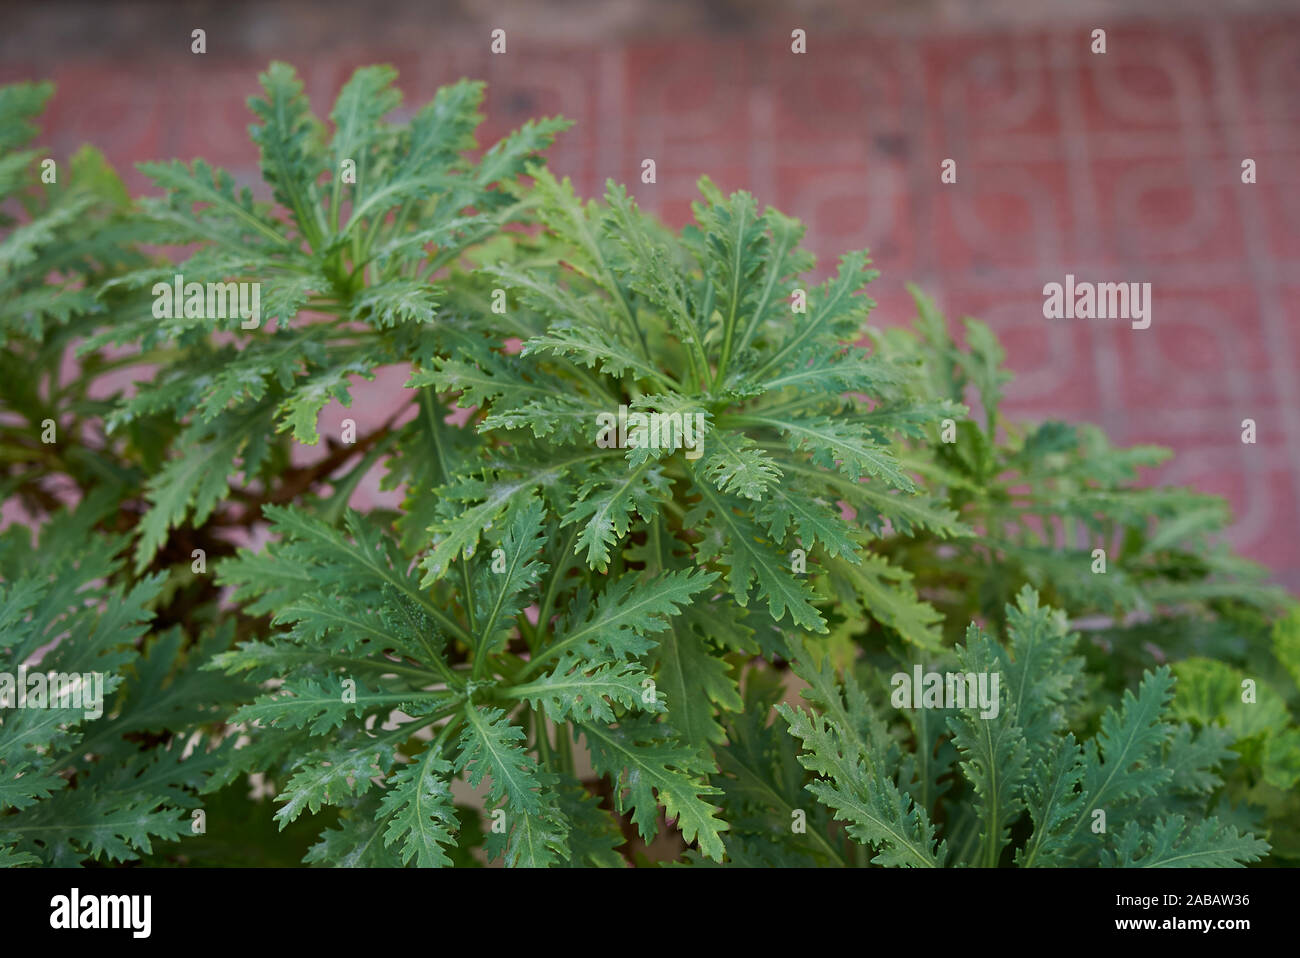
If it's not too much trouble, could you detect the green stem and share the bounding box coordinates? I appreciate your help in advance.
[533,710,553,768]
[422,390,479,639]
[556,722,575,778]
[532,525,581,652]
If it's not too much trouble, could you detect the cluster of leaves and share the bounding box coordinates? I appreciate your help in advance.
[874,288,1286,636]
[0,66,563,865]
[0,495,251,865]
[92,62,567,576]
[1163,609,1300,861]
[0,82,256,865]
[772,587,1269,867]
[0,66,1294,867]
[0,82,153,525]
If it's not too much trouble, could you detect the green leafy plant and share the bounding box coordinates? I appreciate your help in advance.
[0,504,252,865]
[94,62,567,576]
[1,65,1293,867]
[1161,608,1300,861]
[776,587,1268,867]
[0,81,153,522]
